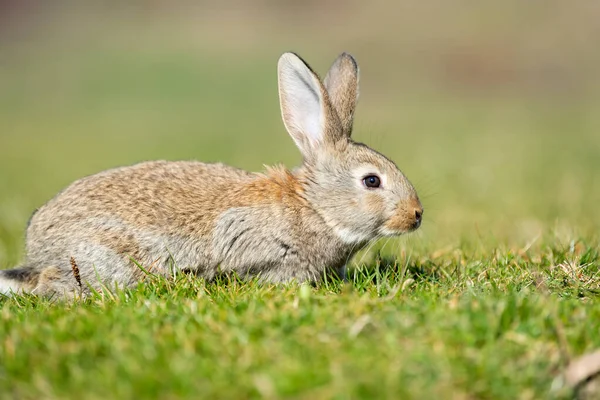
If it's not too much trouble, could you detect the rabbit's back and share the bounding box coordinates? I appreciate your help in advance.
[28,160,255,243]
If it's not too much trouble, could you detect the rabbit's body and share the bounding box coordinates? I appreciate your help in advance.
[17,161,352,296]
[0,52,423,298]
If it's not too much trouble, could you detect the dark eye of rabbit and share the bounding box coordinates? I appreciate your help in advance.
[363,175,381,188]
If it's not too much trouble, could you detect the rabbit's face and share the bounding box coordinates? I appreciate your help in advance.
[304,140,423,245]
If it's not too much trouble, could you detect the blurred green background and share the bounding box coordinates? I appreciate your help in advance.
[1,1,599,268]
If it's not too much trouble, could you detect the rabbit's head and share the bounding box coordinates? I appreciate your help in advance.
[278,52,423,245]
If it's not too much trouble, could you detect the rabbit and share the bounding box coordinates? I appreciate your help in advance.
[0,52,423,298]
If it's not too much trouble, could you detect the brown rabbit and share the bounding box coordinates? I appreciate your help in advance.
[0,52,423,298]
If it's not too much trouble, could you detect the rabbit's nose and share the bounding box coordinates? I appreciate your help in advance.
[414,208,423,223]
[412,203,423,229]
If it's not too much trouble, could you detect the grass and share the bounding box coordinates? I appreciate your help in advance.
[1,244,599,399]
[1,4,600,399]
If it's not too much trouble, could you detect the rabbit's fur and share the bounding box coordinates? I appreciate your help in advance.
[0,52,423,298]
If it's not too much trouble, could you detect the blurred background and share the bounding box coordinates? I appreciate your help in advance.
[0,1,599,268]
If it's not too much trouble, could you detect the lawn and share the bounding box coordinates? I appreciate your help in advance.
[0,4,599,399]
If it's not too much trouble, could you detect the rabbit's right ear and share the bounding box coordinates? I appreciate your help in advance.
[278,53,341,159]
[324,53,359,136]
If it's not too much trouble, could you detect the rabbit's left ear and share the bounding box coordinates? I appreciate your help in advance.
[278,53,343,160]
[324,53,359,136]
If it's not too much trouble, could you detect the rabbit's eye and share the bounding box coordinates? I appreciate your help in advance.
[363,175,381,189]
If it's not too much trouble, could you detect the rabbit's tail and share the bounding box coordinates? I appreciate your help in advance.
[0,266,40,296]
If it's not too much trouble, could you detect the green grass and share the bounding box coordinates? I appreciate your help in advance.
[1,5,600,399]
[1,245,599,399]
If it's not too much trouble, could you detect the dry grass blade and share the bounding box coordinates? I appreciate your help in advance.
[70,256,82,289]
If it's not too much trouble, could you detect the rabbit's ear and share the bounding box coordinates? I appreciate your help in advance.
[278,53,342,158]
[324,53,359,136]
